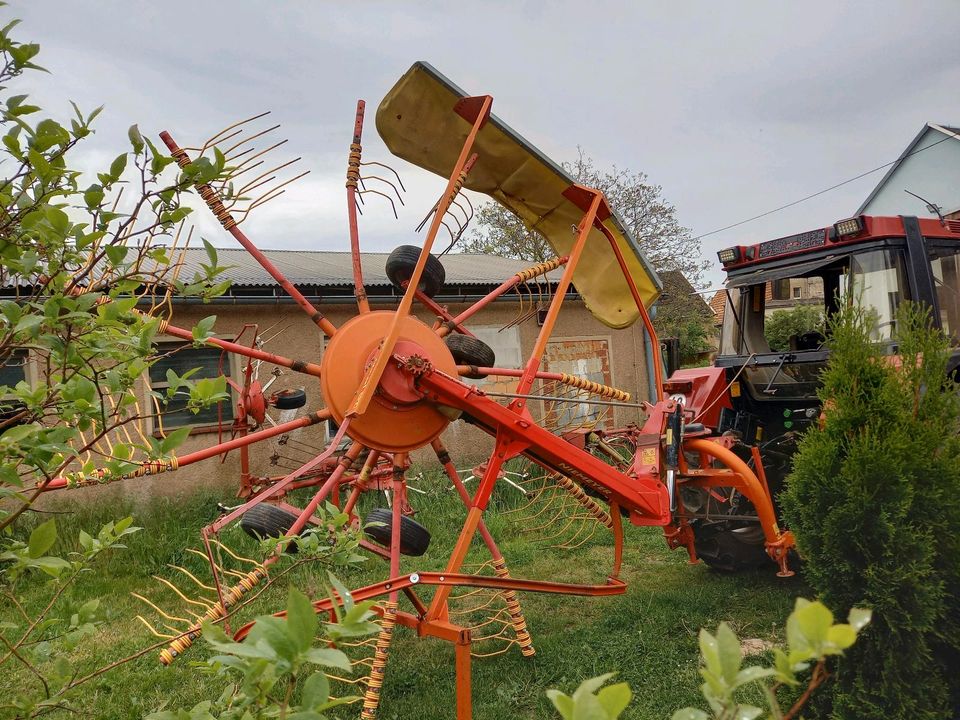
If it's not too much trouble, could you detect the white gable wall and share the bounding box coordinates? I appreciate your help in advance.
[859,128,960,217]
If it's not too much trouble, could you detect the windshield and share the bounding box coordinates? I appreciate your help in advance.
[719,247,910,356]
[931,245,960,345]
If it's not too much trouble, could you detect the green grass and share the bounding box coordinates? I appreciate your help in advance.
[1,470,806,719]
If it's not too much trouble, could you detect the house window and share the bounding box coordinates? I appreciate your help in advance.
[792,286,802,300]
[149,343,233,430]
[0,348,28,390]
[0,348,29,424]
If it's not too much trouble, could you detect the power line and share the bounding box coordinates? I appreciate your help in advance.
[694,133,956,241]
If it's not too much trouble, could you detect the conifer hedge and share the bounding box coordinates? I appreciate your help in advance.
[781,302,960,718]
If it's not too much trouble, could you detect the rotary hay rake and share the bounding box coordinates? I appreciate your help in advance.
[37,62,797,718]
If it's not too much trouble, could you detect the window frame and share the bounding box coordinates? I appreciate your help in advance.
[146,337,239,436]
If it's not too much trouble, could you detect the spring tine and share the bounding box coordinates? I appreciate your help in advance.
[359,160,406,193]
[130,593,192,624]
[135,615,177,639]
[201,111,272,151]
[415,201,439,233]
[359,174,406,208]
[356,188,398,219]
[168,564,217,593]
[222,123,282,158]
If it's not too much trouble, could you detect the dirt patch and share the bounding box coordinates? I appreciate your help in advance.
[741,637,774,656]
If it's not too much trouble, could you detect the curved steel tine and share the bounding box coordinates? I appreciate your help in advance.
[235,157,302,196]
[233,139,290,173]
[415,201,439,233]
[201,111,272,151]
[358,174,405,206]
[223,123,282,158]
[359,160,406,193]
[357,188,399,219]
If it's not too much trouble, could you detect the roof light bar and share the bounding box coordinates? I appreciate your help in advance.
[717,247,741,265]
[833,216,864,239]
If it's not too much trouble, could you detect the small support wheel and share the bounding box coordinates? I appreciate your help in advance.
[363,508,431,556]
[385,245,445,297]
[239,504,304,553]
[444,334,495,378]
[272,388,307,409]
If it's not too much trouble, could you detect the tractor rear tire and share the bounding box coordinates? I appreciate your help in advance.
[363,508,431,556]
[240,504,303,553]
[444,334,495,378]
[385,245,445,298]
[691,521,770,572]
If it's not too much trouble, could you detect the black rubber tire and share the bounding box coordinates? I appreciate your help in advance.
[363,508,431,557]
[691,521,770,572]
[445,334,495,379]
[273,388,307,410]
[385,245,445,297]
[240,504,303,553]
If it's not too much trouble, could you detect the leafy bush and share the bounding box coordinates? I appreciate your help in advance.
[764,305,823,352]
[780,302,960,718]
[148,584,378,720]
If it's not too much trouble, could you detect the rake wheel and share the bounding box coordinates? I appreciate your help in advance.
[385,244,446,297]
[362,508,431,557]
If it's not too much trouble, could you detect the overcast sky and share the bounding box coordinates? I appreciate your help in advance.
[13,1,960,289]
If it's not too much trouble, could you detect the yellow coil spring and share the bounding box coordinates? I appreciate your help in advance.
[64,457,178,488]
[158,565,268,665]
[170,147,237,230]
[346,142,362,189]
[492,559,535,657]
[515,256,566,283]
[553,475,613,528]
[360,601,398,719]
[558,373,630,403]
[449,168,468,203]
[131,308,169,334]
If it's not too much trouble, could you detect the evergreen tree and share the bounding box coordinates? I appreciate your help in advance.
[780,302,960,718]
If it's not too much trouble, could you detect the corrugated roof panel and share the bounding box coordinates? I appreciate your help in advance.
[173,248,565,288]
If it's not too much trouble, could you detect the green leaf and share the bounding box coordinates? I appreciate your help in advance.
[826,624,857,651]
[30,555,71,577]
[109,152,127,181]
[202,238,218,268]
[192,315,217,342]
[715,622,742,684]
[300,671,330,710]
[794,600,833,649]
[105,244,129,266]
[159,426,191,454]
[28,518,57,558]
[671,710,709,720]
[596,682,632,717]
[286,587,318,653]
[546,690,575,720]
[128,124,144,153]
[847,607,872,632]
[302,646,351,671]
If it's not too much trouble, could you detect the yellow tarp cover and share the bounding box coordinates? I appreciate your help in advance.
[376,61,661,329]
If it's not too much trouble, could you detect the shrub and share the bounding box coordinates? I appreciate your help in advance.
[764,305,823,352]
[780,302,960,718]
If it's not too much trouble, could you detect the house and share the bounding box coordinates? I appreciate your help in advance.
[7,248,658,501]
[857,123,960,220]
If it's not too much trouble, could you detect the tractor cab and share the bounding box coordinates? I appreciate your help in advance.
[712,215,960,443]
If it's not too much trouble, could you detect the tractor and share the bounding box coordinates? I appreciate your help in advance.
[665,214,960,570]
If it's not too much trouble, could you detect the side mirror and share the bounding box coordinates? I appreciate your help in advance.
[662,337,681,378]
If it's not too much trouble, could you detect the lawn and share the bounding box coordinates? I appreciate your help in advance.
[1,468,805,719]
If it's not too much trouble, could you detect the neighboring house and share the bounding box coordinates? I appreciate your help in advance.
[858,123,960,220]
[7,248,658,500]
